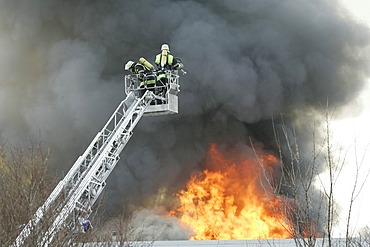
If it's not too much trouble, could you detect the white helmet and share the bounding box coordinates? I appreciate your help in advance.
[125,60,135,70]
[161,44,169,51]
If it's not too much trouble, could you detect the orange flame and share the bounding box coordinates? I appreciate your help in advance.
[172,144,291,240]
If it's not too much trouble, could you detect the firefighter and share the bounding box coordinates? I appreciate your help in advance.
[125,59,156,99]
[82,219,93,232]
[155,44,184,72]
[172,57,184,72]
[155,44,173,92]
[155,44,174,71]
[154,44,183,97]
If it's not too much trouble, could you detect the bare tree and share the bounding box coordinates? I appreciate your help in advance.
[0,141,94,246]
[343,141,370,246]
[0,141,57,245]
[358,226,370,245]
[252,115,326,247]
[253,109,369,246]
[0,140,156,246]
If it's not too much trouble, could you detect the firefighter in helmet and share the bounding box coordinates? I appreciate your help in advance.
[154,44,184,97]
[155,44,184,71]
[155,44,174,71]
[125,58,156,99]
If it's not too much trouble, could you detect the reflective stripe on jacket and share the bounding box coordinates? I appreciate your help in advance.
[140,74,156,87]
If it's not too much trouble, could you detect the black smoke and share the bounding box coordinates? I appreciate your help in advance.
[1,0,370,238]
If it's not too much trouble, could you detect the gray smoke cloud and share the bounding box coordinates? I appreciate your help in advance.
[127,209,193,240]
[1,0,370,238]
[97,208,193,240]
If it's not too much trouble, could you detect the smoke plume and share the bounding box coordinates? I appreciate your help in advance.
[1,0,370,238]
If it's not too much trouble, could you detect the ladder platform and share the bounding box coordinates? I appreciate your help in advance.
[12,66,183,246]
[125,72,180,116]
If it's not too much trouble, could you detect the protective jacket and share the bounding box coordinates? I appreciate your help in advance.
[155,50,174,70]
[131,63,156,87]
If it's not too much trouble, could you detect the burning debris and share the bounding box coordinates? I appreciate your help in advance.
[170,144,291,240]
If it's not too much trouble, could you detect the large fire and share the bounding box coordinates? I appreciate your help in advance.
[171,144,292,240]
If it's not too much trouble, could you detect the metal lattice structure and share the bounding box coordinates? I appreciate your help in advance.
[12,72,180,246]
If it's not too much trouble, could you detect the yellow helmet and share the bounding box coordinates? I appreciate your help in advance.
[161,44,169,51]
[124,60,135,70]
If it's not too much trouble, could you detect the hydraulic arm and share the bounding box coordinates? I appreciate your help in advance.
[12,71,180,246]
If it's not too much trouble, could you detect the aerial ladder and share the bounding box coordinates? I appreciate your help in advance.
[12,70,181,246]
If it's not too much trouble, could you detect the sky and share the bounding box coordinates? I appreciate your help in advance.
[1,0,370,239]
[326,0,370,236]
